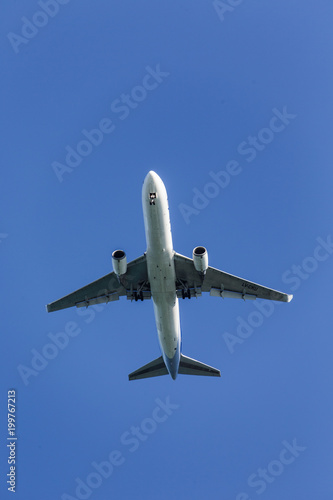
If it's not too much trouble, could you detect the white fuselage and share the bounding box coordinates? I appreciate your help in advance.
[142,171,181,379]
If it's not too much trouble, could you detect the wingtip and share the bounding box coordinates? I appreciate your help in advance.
[46,304,51,313]
[287,294,293,302]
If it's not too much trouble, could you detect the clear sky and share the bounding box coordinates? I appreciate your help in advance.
[1,1,333,499]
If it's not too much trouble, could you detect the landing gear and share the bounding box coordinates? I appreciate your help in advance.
[134,291,144,301]
[177,280,202,300]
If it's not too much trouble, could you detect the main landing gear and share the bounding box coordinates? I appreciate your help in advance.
[134,291,144,301]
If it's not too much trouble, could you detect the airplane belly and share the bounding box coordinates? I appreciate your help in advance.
[142,170,181,371]
[152,293,180,359]
[147,252,180,359]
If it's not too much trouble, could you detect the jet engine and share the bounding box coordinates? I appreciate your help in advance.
[193,246,208,274]
[112,250,127,276]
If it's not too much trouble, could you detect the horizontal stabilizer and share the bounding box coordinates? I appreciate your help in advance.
[129,356,168,381]
[178,354,221,377]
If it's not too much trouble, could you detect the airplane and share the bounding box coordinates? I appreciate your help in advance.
[47,171,293,380]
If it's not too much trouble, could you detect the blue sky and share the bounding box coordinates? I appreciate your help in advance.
[1,1,333,499]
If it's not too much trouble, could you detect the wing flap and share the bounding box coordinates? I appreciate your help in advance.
[210,288,256,300]
[75,291,120,308]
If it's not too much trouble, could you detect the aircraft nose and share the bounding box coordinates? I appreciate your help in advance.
[147,170,157,179]
[145,170,159,186]
[142,170,166,205]
[143,171,162,195]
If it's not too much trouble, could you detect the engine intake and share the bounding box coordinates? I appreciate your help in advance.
[193,246,208,274]
[112,250,127,276]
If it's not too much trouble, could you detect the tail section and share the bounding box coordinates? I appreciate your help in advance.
[129,354,221,380]
[128,356,168,380]
[178,354,221,377]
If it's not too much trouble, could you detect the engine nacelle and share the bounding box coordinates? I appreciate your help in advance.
[193,246,208,274]
[112,249,127,276]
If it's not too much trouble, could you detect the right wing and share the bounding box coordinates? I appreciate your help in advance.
[46,254,150,312]
[174,252,292,302]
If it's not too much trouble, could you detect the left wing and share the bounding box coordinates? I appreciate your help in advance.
[46,254,150,312]
[174,252,292,302]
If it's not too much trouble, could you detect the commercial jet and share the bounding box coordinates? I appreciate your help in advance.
[47,171,292,380]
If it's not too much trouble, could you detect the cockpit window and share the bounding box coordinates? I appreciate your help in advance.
[149,193,156,199]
